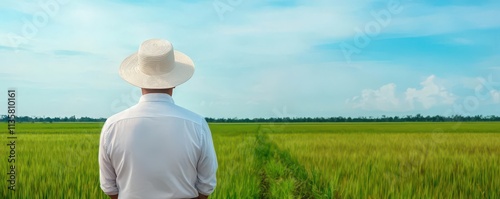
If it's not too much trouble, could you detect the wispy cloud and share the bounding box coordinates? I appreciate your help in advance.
[383,2,500,37]
[52,49,93,56]
[1,0,499,117]
[490,90,500,103]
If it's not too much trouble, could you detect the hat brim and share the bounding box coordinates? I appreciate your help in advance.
[119,51,195,89]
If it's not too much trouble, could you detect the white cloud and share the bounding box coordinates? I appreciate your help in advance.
[491,90,500,103]
[347,75,456,111]
[405,75,455,109]
[348,83,401,111]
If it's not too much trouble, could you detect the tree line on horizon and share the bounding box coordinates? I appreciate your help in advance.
[0,115,106,123]
[1,114,500,123]
[206,114,500,122]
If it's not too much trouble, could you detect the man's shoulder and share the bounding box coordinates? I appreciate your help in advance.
[170,104,206,125]
[102,107,135,130]
[103,104,206,127]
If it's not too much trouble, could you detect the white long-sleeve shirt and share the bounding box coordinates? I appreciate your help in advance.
[99,93,217,199]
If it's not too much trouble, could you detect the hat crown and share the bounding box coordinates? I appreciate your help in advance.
[137,39,175,76]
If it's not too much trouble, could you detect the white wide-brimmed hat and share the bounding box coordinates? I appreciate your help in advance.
[119,39,195,89]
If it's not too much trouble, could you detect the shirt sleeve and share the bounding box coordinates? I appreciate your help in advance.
[195,120,218,195]
[99,123,119,195]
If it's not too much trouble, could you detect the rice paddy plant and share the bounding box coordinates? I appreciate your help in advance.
[268,123,500,198]
[209,124,260,198]
[0,133,107,198]
[1,122,499,198]
[1,123,263,199]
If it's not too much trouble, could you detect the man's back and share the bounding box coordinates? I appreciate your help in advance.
[99,93,217,199]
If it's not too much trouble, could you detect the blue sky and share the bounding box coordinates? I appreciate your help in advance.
[1,0,499,118]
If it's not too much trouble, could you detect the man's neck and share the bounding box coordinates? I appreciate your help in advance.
[141,88,173,96]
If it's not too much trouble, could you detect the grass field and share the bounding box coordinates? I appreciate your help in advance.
[1,122,499,198]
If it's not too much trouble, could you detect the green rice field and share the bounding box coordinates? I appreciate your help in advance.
[1,122,499,198]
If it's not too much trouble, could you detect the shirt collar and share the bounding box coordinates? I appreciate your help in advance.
[139,93,175,104]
